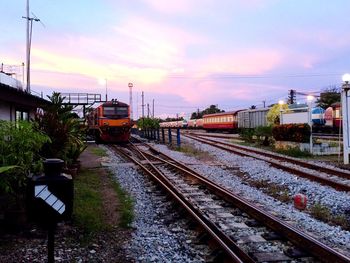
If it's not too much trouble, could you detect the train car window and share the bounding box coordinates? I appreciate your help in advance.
[103,107,116,116]
[115,107,128,116]
[103,106,128,118]
[335,109,340,118]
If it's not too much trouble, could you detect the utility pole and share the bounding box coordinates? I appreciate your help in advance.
[288,90,296,104]
[152,99,154,118]
[128,83,133,120]
[141,91,145,118]
[25,0,29,92]
[136,92,139,119]
[22,62,25,87]
[141,91,144,129]
[22,0,40,93]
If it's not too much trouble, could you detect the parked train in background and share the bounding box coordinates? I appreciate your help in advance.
[202,110,242,131]
[237,108,269,129]
[311,103,341,132]
[159,120,188,128]
[159,102,342,133]
[87,99,131,143]
[187,118,204,128]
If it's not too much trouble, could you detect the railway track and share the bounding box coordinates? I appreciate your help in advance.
[184,133,350,192]
[112,141,350,262]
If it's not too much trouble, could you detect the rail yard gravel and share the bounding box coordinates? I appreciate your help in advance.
[150,138,350,256]
[102,146,207,262]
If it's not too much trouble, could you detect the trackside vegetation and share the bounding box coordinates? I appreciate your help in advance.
[90,147,108,157]
[108,171,134,228]
[73,169,106,237]
[73,147,134,241]
[0,92,87,229]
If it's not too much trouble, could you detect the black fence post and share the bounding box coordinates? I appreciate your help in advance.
[168,128,172,144]
[177,128,181,147]
[162,128,165,143]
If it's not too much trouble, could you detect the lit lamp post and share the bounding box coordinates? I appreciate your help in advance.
[307,95,314,154]
[278,100,284,124]
[341,73,350,164]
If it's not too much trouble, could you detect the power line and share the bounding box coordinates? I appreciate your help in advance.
[166,72,344,80]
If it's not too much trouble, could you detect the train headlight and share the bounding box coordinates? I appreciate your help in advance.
[103,122,109,126]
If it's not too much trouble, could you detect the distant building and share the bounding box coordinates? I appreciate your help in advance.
[0,72,49,121]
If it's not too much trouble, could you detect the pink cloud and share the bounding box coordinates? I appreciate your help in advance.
[289,29,350,49]
[22,15,209,90]
[194,49,284,75]
[142,0,267,15]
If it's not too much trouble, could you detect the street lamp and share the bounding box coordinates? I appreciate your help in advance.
[341,73,350,164]
[278,100,284,124]
[307,95,314,154]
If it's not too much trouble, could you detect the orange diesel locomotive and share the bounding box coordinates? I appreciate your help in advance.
[87,100,131,143]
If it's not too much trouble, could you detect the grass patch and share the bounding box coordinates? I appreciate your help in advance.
[275,147,311,158]
[309,203,350,230]
[250,179,291,203]
[108,172,134,228]
[310,203,331,221]
[73,169,107,240]
[90,147,108,157]
[171,143,212,161]
[73,168,135,241]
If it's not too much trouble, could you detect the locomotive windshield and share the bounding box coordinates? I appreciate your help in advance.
[103,106,128,118]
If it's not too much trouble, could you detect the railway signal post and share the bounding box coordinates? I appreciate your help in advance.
[341,74,350,164]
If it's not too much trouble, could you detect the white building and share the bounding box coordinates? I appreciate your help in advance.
[0,72,48,121]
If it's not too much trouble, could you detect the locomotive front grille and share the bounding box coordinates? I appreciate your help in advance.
[108,127,130,135]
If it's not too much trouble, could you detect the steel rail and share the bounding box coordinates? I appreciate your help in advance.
[188,132,350,179]
[113,145,251,263]
[184,133,350,192]
[136,143,350,263]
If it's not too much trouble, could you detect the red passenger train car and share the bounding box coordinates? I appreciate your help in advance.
[331,102,342,128]
[203,111,241,131]
[87,100,131,143]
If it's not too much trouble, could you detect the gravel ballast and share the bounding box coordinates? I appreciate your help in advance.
[150,138,350,255]
[103,146,207,262]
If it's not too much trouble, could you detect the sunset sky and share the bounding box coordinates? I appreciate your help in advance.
[1,0,350,119]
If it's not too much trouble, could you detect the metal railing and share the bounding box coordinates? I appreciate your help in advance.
[60,93,102,105]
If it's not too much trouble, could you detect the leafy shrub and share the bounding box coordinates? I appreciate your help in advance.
[272,123,311,143]
[137,117,160,129]
[239,128,255,142]
[35,92,86,165]
[0,121,50,206]
[254,125,273,145]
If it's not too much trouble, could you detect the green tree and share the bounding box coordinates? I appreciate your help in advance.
[267,104,289,125]
[316,86,341,109]
[191,105,224,119]
[137,117,160,129]
[35,92,86,162]
[164,117,183,122]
